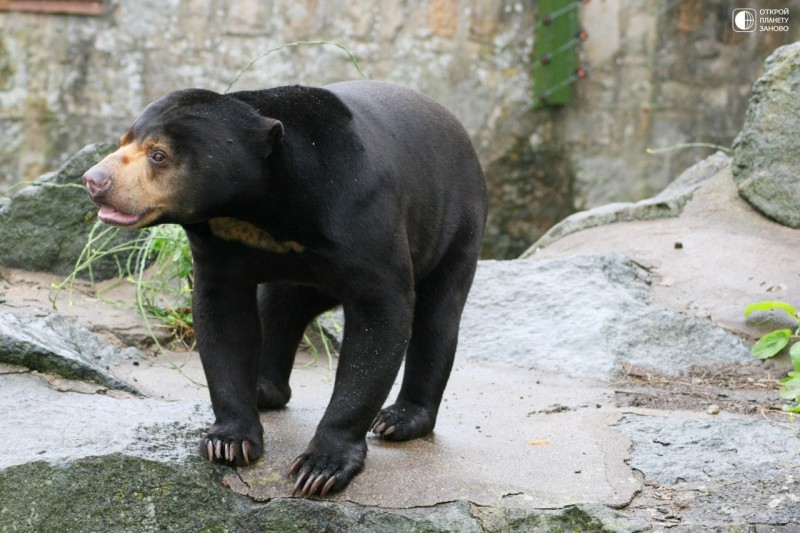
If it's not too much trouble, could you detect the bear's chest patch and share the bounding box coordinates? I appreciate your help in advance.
[208,218,304,253]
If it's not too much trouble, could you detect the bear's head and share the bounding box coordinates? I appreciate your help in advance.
[83,89,283,229]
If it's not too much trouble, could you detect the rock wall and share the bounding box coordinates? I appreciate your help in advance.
[0,0,798,257]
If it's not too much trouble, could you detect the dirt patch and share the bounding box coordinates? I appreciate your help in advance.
[613,362,785,414]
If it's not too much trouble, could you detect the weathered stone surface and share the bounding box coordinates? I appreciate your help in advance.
[458,253,751,378]
[471,504,648,533]
[618,414,800,529]
[484,139,576,258]
[619,415,794,486]
[0,311,140,392]
[240,499,645,532]
[0,373,209,469]
[239,499,484,533]
[0,142,137,279]
[524,152,731,253]
[733,42,800,228]
[524,150,800,349]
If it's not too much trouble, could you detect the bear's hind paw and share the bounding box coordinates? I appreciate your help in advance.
[370,402,436,441]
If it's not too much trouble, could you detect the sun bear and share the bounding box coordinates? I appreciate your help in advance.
[83,80,488,497]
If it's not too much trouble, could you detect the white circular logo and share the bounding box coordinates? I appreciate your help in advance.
[734,9,756,31]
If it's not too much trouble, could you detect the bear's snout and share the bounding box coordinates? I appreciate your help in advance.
[82,165,111,201]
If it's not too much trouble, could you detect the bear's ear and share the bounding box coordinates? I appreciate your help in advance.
[263,117,284,156]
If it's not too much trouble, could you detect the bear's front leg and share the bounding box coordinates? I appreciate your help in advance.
[288,290,414,496]
[193,264,263,467]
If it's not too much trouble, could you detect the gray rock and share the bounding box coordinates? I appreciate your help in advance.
[0,373,210,470]
[0,142,138,279]
[617,414,794,486]
[0,311,140,393]
[471,504,649,533]
[240,499,484,533]
[523,152,731,254]
[315,308,345,351]
[459,253,751,378]
[732,42,800,228]
[617,413,800,529]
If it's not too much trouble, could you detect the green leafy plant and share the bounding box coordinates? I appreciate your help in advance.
[745,300,800,412]
[51,221,195,349]
[133,223,195,348]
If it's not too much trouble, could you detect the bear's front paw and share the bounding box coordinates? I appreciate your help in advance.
[199,425,263,467]
[287,437,366,497]
[370,402,436,441]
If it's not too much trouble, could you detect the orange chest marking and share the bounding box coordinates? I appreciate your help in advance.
[208,218,304,253]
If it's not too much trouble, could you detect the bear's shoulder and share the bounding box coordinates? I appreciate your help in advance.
[228,85,352,126]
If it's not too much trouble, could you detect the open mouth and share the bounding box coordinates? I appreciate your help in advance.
[97,205,149,227]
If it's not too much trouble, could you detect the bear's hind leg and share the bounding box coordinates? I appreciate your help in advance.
[257,282,338,409]
[371,240,479,441]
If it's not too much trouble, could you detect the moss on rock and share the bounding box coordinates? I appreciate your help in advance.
[0,455,248,532]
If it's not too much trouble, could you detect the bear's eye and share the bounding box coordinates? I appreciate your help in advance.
[149,151,167,164]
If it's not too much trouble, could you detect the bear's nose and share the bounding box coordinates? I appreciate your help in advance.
[82,166,111,199]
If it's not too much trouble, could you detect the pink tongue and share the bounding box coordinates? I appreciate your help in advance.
[98,205,140,226]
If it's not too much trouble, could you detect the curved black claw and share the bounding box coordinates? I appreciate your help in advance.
[370,402,436,441]
[199,432,262,467]
[286,440,366,497]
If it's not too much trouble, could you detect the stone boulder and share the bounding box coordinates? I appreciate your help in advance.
[0,143,138,280]
[459,253,750,377]
[732,41,800,228]
[0,311,141,393]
